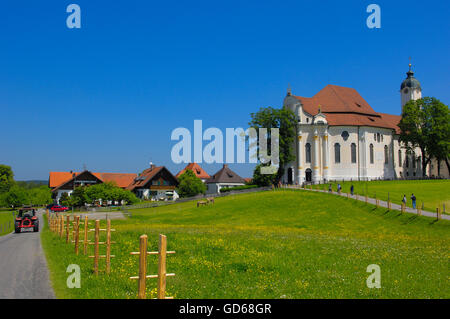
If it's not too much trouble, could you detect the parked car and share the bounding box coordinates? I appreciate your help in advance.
[46,203,56,210]
[15,208,39,233]
[50,205,69,212]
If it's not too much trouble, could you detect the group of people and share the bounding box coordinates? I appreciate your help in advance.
[326,183,418,208]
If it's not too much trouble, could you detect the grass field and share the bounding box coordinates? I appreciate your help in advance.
[0,211,14,236]
[315,179,450,212]
[41,189,450,299]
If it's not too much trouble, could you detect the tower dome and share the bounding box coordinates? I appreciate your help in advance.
[400,65,421,90]
[400,63,422,108]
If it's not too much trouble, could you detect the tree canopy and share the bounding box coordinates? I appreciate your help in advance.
[248,106,296,182]
[399,97,449,176]
[176,169,206,197]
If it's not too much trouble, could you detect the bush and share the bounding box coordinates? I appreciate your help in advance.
[220,185,259,193]
[176,169,206,197]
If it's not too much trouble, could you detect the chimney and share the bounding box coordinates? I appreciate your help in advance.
[149,162,154,170]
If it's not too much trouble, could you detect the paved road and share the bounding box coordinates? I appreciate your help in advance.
[0,210,55,299]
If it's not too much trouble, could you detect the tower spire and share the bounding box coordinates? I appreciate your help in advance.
[287,83,292,96]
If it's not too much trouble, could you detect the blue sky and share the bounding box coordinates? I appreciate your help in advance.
[0,0,449,180]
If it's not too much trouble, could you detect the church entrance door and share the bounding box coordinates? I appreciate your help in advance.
[305,169,312,182]
[287,168,293,184]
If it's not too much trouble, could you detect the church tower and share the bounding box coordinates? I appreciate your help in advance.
[401,63,422,109]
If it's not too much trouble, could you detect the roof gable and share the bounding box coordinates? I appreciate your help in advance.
[206,165,246,184]
[176,162,210,179]
[127,166,179,190]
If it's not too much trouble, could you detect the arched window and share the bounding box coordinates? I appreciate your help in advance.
[406,151,410,168]
[334,143,341,163]
[412,151,416,168]
[305,143,311,163]
[369,144,374,164]
[377,133,380,143]
[398,150,402,167]
[384,145,389,164]
[351,143,357,163]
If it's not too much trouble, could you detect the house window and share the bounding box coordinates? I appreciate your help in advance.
[351,143,357,163]
[305,143,311,163]
[334,143,341,163]
[369,144,374,164]
[398,150,402,167]
[384,145,389,164]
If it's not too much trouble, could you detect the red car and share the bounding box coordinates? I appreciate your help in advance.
[51,205,69,212]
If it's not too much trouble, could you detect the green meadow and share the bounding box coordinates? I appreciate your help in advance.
[41,189,450,299]
[317,179,450,212]
[0,211,14,236]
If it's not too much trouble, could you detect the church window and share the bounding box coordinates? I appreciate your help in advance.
[334,143,341,164]
[398,150,402,167]
[384,145,389,164]
[412,151,416,168]
[305,143,311,163]
[406,152,410,168]
[351,143,357,163]
[369,144,374,164]
[341,131,349,141]
[377,133,380,143]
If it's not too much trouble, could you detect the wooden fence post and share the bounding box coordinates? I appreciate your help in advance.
[138,234,148,299]
[74,216,80,255]
[106,219,112,274]
[94,220,100,275]
[60,215,64,238]
[66,215,70,244]
[83,215,89,255]
[157,234,167,299]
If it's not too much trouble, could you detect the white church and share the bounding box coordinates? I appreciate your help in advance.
[282,65,448,184]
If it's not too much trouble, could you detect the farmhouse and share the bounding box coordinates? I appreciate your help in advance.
[49,170,137,203]
[282,65,449,184]
[126,164,179,201]
[176,162,210,182]
[206,164,246,194]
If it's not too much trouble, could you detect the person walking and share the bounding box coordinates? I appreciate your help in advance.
[402,194,407,206]
[411,193,416,209]
[337,183,341,193]
[350,185,354,196]
[328,184,332,193]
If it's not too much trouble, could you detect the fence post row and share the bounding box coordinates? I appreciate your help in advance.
[130,234,175,299]
[88,219,115,275]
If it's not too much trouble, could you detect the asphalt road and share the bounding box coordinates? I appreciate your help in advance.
[0,210,55,299]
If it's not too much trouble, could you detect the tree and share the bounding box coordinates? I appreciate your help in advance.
[5,185,29,208]
[252,164,277,187]
[399,97,449,177]
[71,186,89,207]
[28,186,52,206]
[248,106,296,182]
[59,192,71,207]
[176,169,206,197]
[0,165,15,194]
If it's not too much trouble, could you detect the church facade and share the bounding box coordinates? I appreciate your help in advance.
[282,66,446,184]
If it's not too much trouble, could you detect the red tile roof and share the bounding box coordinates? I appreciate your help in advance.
[176,163,210,179]
[293,85,401,132]
[49,171,137,189]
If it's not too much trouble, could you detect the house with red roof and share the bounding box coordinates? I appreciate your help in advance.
[126,164,179,201]
[176,162,210,182]
[49,164,180,203]
[49,170,138,203]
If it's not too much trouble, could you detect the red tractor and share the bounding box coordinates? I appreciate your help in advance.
[15,207,39,233]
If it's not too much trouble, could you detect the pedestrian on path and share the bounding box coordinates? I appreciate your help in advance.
[402,194,407,205]
[337,183,341,193]
[411,193,416,209]
[350,185,354,196]
[328,184,332,192]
